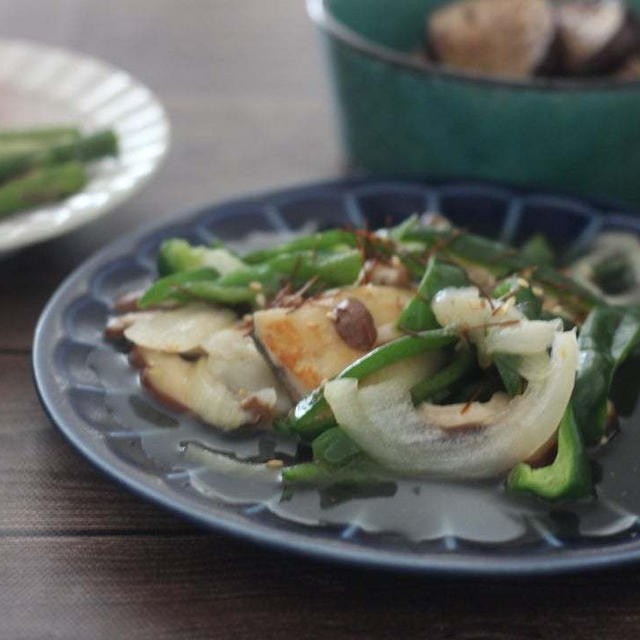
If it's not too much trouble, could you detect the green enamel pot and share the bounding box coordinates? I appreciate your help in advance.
[308,0,640,206]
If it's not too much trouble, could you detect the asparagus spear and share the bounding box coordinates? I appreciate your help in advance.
[0,126,81,157]
[0,130,118,184]
[0,161,87,217]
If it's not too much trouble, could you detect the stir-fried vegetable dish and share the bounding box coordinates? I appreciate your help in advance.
[106,213,640,502]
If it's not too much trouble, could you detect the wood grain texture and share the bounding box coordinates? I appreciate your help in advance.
[0,1,636,639]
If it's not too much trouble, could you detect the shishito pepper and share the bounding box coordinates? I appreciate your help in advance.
[573,306,640,445]
[507,404,592,500]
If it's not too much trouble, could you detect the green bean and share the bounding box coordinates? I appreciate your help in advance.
[218,249,362,290]
[402,227,602,316]
[177,281,259,305]
[387,214,420,240]
[138,268,219,308]
[410,349,475,404]
[492,353,525,397]
[312,427,362,466]
[156,248,363,309]
[281,457,384,487]
[520,233,555,267]
[398,256,467,332]
[243,229,358,263]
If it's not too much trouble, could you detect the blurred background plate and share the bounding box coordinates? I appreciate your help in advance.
[0,38,169,256]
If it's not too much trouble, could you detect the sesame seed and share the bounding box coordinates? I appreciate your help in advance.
[266,459,284,469]
[249,281,263,292]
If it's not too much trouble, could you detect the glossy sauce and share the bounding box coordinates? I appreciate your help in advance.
[87,343,640,546]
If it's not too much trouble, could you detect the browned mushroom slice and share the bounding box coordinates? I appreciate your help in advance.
[132,347,195,412]
[557,1,640,75]
[427,0,557,78]
[253,285,413,399]
[120,304,237,354]
[132,328,292,430]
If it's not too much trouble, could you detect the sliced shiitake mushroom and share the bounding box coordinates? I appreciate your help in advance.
[427,0,557,77]
[556,0,640,75]
[131,329,292,430]
[116,304,237,354]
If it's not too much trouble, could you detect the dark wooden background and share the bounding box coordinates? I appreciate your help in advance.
[2,2,640,638]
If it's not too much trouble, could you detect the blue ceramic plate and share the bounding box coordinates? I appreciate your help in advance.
[33,178,640,575]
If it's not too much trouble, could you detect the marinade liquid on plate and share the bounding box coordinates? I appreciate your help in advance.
[87,346,640,546]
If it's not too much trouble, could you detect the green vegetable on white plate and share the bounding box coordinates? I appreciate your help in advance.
[0,124,119,219]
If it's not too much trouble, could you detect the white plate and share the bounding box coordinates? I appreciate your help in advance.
[0,38,170,255]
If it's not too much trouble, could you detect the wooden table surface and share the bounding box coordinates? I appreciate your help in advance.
[2,2,640,638]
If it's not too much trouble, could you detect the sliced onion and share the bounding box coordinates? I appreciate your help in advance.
[515,352,552,382]
[324,330,578,479]
[431,286,523,329]
[483,319,562,355]
[431,286,562,363]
